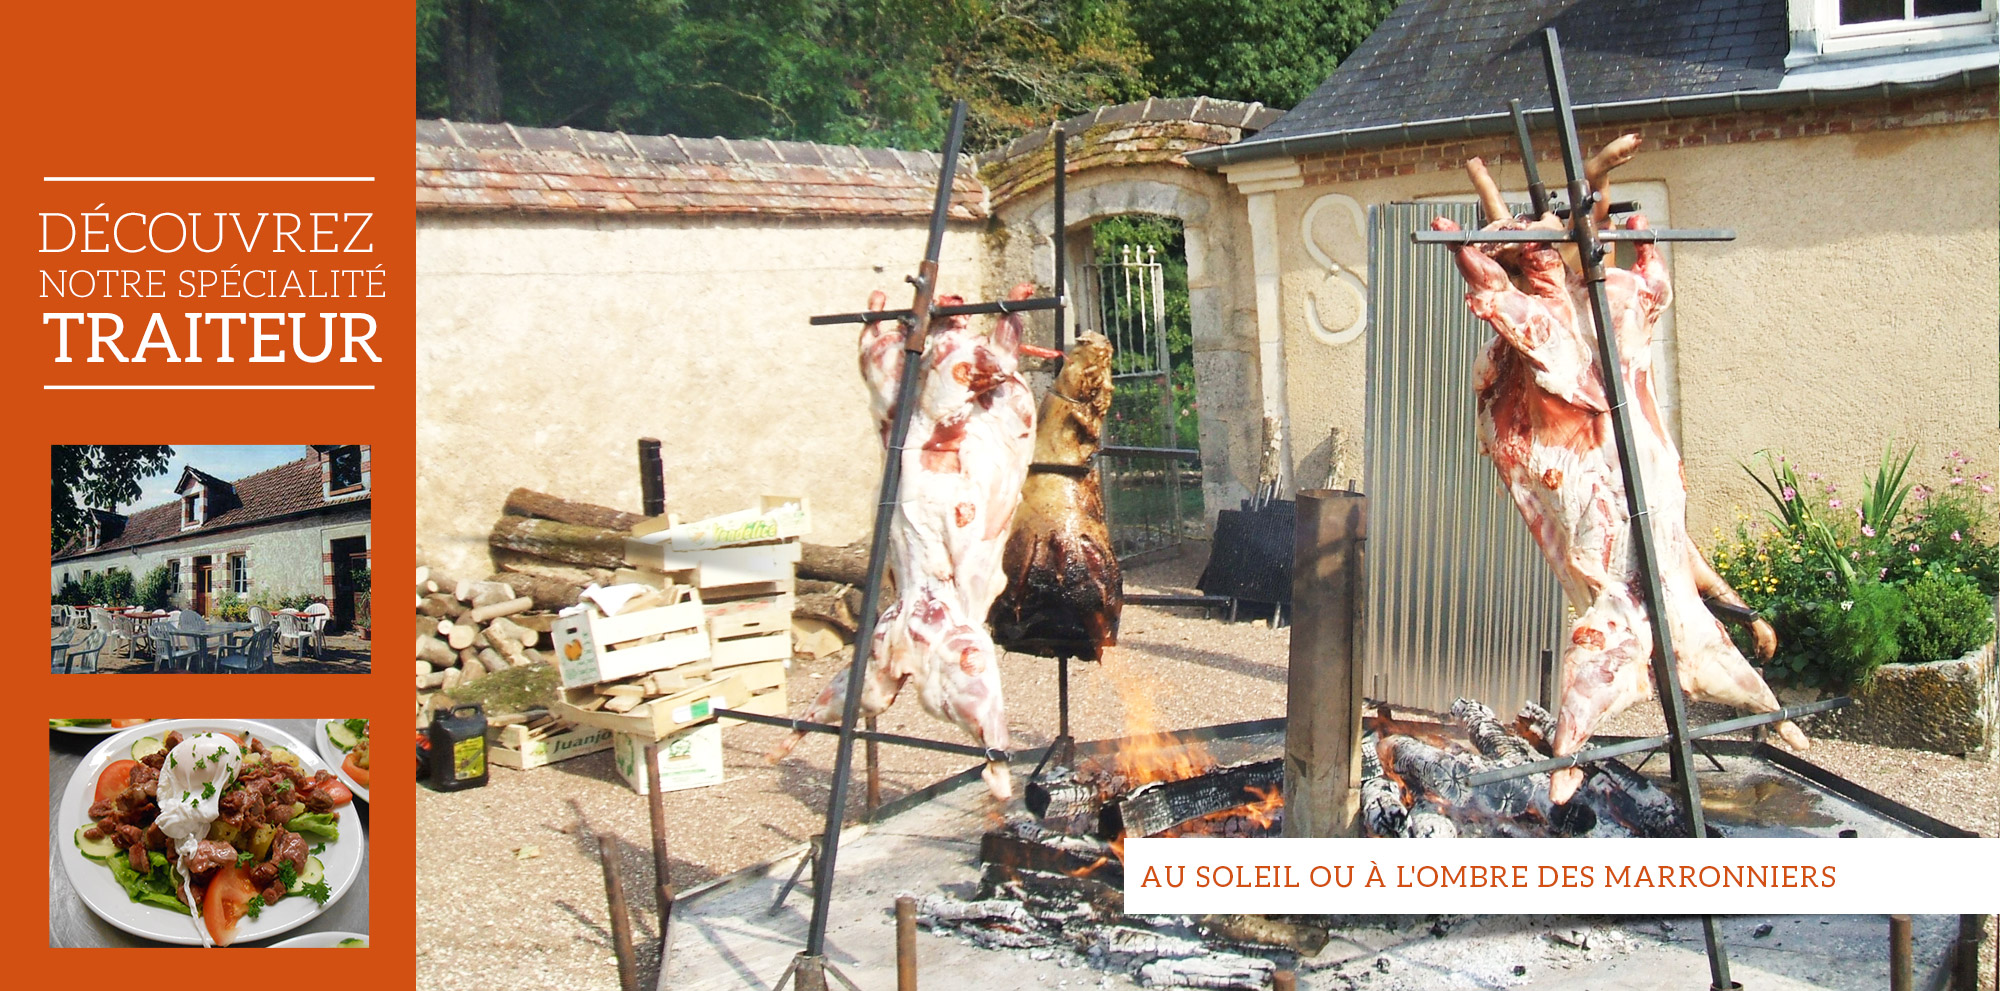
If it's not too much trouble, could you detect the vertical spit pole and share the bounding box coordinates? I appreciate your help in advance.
[1508,99,1552,218]
[1053,124,1067,352]
[803,100,971,961]
[1540,29,1726,990]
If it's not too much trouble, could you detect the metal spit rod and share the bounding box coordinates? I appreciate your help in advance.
[1458,696,1851,787]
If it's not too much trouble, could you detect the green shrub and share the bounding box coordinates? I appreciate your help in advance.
[100,569,135,607]
[137,566,172,611]
[77,572,107,605]
[279,592,322,612]
[211,590,249,622]
[1898,569,1994,662]
[1808,581,1907,688]
[55,577,86,606]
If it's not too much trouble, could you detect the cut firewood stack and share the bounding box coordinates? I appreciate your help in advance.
[417,487,829,792]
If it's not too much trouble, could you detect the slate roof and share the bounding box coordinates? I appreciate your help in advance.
[1251,0,1790,148]
[55,457,353,561]
[416,119,988,220]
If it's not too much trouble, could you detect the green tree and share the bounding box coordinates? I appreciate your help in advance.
[101,569,135,607]
[137,566,174,611]
[415,0,1146,151]
[1127,0,1391,107]
[51,446,174,554]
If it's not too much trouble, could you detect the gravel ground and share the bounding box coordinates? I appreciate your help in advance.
[72,632,374,674]
[416,551,1996,991]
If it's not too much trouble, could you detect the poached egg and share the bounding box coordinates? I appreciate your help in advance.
[153,732,243,946]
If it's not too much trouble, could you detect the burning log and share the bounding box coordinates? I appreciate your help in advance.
[1452,698,1534,765]
[1405,800,1460,838]
[1515,701,1556,754]
[911,893,1035,928]
[1359,744,1408,839]
[980,826,1119,884]
[1102,759,1283,838]
[1194,915,1330,956]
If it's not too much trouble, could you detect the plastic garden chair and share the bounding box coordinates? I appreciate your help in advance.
[216,626,278,674]
[303,602,331,656]
[62,628,107,674]
[275,613,311,659]
[150,619,199,673]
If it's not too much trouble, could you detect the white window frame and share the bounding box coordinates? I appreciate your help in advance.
[229,553,249,595]
[1816,0,1995,53]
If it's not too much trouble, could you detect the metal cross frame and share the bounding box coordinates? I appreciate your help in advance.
[1410,29,1753,991]
[769,100,1071,991]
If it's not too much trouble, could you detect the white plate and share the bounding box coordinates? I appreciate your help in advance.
[267,930,368,948]
[57,719,367,946]
[312,719,370,804]
[51,720,163,736]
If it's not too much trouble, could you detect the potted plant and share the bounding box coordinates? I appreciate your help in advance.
[352,565,372,640]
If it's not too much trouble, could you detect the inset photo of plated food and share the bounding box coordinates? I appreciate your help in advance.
[50,718,369,947]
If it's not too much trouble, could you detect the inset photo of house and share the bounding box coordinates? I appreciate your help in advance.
[52,445,373,674]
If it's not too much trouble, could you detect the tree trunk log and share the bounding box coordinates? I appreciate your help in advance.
[492,552,613,589]
[483,572,581,612]
[417,593,466,619]
[798,541,885,590]
[490,515,628,571]
[502,487,645,532]
[794,592,859,635]
[416,635,456,666]
[468,596,534,624]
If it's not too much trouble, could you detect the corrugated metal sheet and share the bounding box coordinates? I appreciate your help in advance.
[1362,201,1567,713]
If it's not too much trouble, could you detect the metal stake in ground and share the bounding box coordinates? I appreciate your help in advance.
[782,98,1066,988]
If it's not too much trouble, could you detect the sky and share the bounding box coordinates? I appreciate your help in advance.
[125,445,313,511]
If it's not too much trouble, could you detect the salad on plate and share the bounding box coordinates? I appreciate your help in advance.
[73,725,354,946]
[317,719,370,801]
[52,719,156,734]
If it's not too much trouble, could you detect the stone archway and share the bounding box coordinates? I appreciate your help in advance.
[981,99,1280,522]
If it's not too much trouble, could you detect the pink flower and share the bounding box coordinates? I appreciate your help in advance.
[1861,524,1876,537]
[1909,542,1921,552]
[1781,486,1795,502]
[1982,485,1995,495]
[1951,530,1962,542]
[1828,498,1842,509]
[1849,550,1861,561]
[1807,472,1822,481]
[1879,568,1889,579]
[1951,476,1965,486]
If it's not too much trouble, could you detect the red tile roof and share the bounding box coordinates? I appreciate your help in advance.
[416,120,989,220]
[55,457,358,561]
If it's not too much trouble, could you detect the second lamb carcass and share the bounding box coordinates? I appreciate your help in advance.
[770,284,1047,799]
[989,331,1123,659]
[1437,213,1807,805]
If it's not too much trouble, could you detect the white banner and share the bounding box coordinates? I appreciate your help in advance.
[1121,838,2000,914]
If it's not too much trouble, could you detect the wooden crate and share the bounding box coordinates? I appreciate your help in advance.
[711,630,792,668]
[487,722,614,769]
[552,599,710,689]
[622,539,801,588]
[705,595,790,640]
[555,673,750,740]
[629,495,812,546]
[613,723,723,795]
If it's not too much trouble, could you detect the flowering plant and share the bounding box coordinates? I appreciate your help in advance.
[1711,446,1995,689]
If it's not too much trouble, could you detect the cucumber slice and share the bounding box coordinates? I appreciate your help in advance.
[74,825,119,862]
[336,938,366,948]
[289,856,325,893]
[130,736,165,761]
[326,720,360,751]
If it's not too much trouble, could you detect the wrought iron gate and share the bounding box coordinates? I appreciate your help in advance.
[1362,201,1568,711]
[1081,243,1202,560]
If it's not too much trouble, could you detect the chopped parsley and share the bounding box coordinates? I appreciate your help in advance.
[194,755,206,769]
[200,781,216,801]
[276,779,293,792]
[244,896,262,920]
[300,879,331,906]
[236,850,254,867]
[310,843,325,855]
[277,861,299,888]
[167,754,177,769]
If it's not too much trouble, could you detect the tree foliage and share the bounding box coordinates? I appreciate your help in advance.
[1127,0,1391,108]
[51,446,174,554]
[415,0,1391,150]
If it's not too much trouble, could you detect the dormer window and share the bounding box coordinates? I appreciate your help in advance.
[329,446,364,493]
[182,493,201,528]
[1801,0,1995,58]
[85,523,99,550]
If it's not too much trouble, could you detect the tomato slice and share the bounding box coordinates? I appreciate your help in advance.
[319,776,354,806]
[341,751,371,789]
[109,719,149,728]
[94,760,138,804]
[201,864,261,947]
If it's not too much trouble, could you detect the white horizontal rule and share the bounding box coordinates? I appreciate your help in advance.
[1122,838,2000,914]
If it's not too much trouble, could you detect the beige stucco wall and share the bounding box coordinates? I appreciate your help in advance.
[989,162,1263,514]
[51,506,371,609]
[415,214,990,581]
[1263,118,1999,538]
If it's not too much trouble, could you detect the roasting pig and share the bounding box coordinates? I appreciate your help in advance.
[1437,209,1806,805]
[989,331,1123,659]
[770,284,1049,799]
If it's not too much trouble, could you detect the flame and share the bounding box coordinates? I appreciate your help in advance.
[1100,652,1216,786]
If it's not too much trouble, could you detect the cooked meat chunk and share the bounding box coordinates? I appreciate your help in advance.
[269,827,309,875]
[180,840,238,877]
[127,843,150,874]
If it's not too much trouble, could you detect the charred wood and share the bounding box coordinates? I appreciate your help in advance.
[1103,759,1284,838]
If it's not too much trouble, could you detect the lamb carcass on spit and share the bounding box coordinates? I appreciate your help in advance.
[989,331,1123,660]
[769,284,1053,799]
[1437,191,1805,805]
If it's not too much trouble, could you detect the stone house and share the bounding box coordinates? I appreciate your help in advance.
[1185,0,1999,528]
[52,445,373,628]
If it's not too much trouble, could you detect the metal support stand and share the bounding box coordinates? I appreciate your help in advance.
[768,835,822,916]
[764,99,1070,981]
[1414,29,1745,990]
